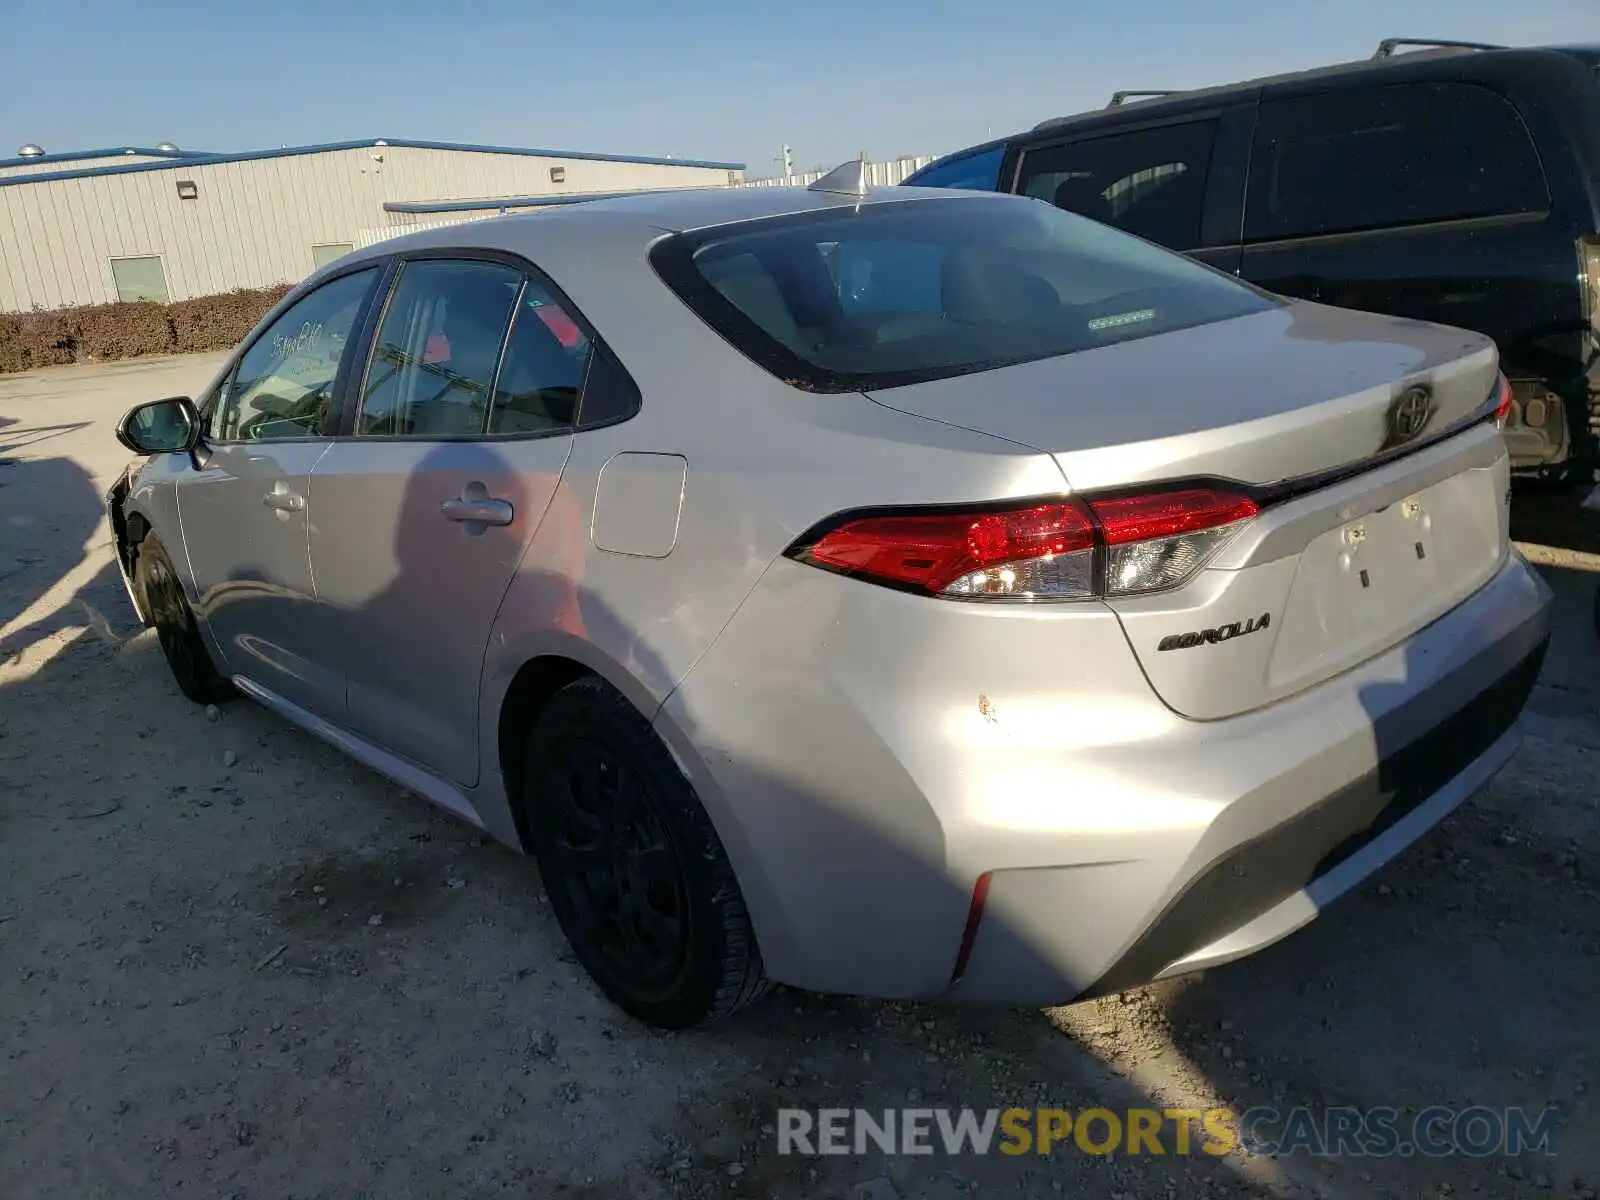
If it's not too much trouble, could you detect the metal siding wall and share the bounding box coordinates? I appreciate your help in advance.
[0,153,168,180]
[0,149,770,311]
[375,147,739,206]
[353,211,504,250]
[742,157,937,187]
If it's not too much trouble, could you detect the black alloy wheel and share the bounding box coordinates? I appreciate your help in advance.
[525,678,768,1028]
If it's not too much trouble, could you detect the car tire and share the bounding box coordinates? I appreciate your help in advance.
[524,677,769,1029]
[134,536,235,706]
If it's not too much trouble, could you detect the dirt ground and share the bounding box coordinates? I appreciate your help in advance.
[2,355,1597,1200]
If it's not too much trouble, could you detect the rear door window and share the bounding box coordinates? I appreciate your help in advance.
[1245,82,1549,242]
[357,259,521,438]
[1016,121,1218,249]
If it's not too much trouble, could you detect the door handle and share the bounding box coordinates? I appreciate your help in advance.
[262,489,305,513]
[441,497,514,526]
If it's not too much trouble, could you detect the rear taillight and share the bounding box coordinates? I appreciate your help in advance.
[1090,489,1259,596]
[799,502,1097,597]
[789,486,1259,602]
[1494,372,1515,429]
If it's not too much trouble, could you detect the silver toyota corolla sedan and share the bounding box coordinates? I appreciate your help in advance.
[107,166,1552,1028]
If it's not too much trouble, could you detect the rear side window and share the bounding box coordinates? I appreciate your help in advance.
[905,146,1006,192]
[487,284,591,435]
[1016,121,1217,249]
[1245,82,1548,242]
[651,196,1276,392]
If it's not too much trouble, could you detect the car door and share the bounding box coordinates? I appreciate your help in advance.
[306,254,587,786]
[1011,114,1248,276]
[179,265,382,717]
[1238,82,1556,332]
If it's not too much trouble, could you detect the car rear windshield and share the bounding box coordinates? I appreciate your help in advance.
[650,196,1277,392]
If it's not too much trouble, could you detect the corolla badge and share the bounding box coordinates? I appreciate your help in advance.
[1157,612,1271,652]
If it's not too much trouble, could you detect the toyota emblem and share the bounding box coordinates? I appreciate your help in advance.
[1385,386,1435,448]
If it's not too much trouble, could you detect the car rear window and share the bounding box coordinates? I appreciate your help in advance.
[651,196,1276,392]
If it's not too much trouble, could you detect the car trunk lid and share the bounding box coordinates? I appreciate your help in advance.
[863,301,1498,489]
[863,301,1510,718]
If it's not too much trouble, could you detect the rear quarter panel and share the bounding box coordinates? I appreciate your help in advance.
[476,220,1070,725]
[470,222,1069,888]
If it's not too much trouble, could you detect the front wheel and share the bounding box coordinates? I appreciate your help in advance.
[133,536,235,705]
[524,678,769,1028]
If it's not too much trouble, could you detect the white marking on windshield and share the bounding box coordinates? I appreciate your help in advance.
[1087,308,1157,332]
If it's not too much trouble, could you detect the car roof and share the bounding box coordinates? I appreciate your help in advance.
[360,183,981,262]
[301,185,1026,401]
[1028,43,1600,134]
[320,185,1003,346]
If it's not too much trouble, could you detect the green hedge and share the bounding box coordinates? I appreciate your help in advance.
[0,284,294,374]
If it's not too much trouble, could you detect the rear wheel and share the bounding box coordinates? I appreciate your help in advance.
[134,536,235,705]
[524,678,769,1028]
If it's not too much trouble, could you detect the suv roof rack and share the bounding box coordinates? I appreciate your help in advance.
[1032,38,1524,133]
[1106,90,1180,108]
[1371,38,1505,59]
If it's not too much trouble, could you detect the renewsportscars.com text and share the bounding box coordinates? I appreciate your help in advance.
[777,1106,1560,1159]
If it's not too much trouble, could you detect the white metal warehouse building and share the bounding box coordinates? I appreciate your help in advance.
[0,138,746,313]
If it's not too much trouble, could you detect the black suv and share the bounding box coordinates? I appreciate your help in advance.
[907,39,1600,481]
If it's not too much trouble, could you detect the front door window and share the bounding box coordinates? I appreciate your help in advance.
[210,267,378,442]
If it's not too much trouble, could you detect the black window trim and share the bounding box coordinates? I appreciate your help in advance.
[1240,78,1553,246]
[1239,206,1552,252]
[648,193,1280,394]
[331,245,641,443]
[1013,112,1230,254]
[200,260,387,447]
[1015,103,1238,157]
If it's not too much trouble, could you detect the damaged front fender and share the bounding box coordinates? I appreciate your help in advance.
[104,463,151,625]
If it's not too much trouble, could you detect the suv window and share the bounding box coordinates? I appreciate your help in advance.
[1016,121,1217,249]
[358,259,522,437]
[652,195,1276,392]
[905,146,1006,191]
[210,268,377,442]
[1246,82,1549,242]
[487,283,591,435]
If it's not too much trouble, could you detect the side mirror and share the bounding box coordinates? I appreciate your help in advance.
[116,396,200,456]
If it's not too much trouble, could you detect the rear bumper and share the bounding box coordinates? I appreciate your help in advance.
[971,629,1545,1004]
[659,550,1552,1003]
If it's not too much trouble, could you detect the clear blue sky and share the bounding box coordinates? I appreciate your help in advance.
[1,0,1595,176]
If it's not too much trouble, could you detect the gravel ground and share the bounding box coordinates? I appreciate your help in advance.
[2,356,1597,1200]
